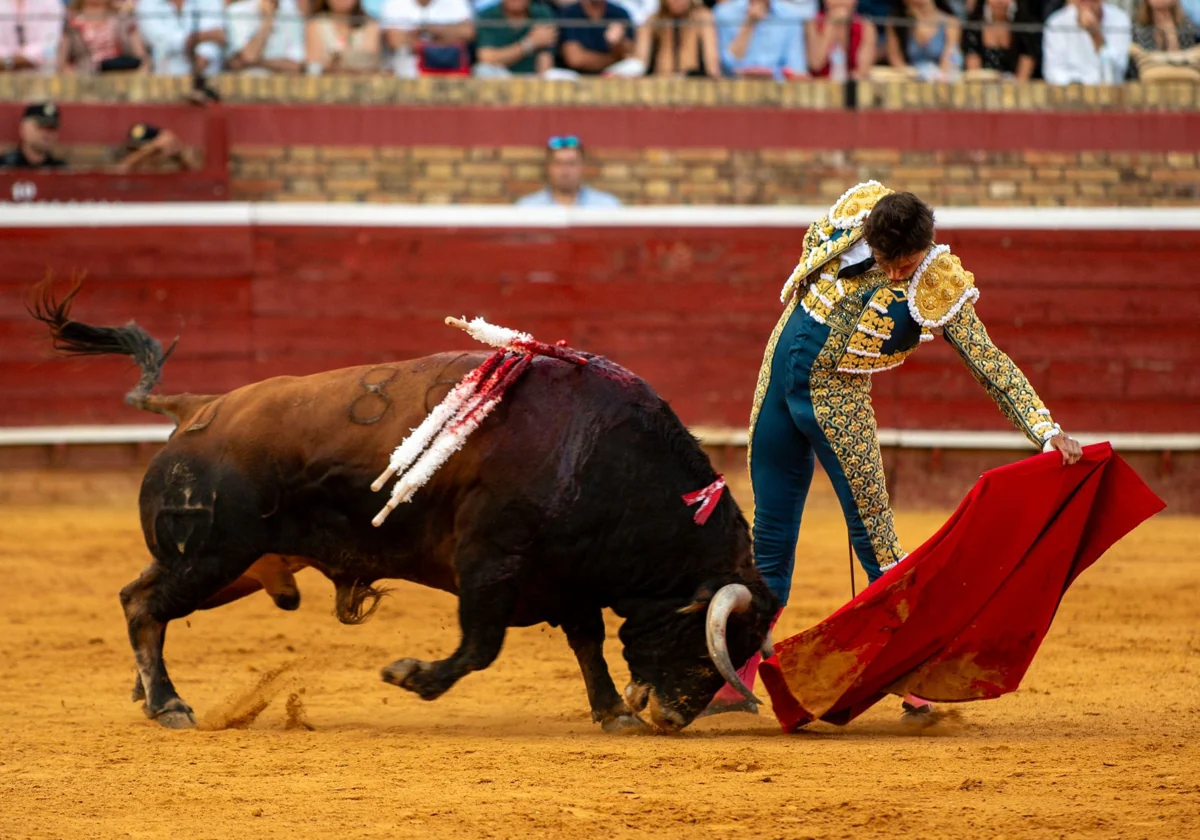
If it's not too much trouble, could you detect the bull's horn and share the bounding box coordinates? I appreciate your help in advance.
[705,583,762,706]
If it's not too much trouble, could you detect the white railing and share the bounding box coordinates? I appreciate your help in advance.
[1,203,1199,230]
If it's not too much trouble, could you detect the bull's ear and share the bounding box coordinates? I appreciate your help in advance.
[676,584,714,615]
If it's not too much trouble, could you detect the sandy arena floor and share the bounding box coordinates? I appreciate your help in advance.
[0,470,1197,840]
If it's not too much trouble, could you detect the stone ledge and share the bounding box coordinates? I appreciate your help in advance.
[0,74,1196,110]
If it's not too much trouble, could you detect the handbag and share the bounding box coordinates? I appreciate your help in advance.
[417,41,469,74]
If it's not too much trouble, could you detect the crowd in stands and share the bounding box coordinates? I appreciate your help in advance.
[0,0,1197,82]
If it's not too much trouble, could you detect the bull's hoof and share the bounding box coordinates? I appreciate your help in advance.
[601,713,647,734]
[148,698,196,729]
[381,658,443,700]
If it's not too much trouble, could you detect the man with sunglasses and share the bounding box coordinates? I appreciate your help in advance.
[516,135,622,207]
[706,181,1083,719]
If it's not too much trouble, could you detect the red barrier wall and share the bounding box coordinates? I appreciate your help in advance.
[2,223,1197,436]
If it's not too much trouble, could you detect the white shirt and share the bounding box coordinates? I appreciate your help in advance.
[226,0,305,66]
[612,0,657,26]
[1042,3,1131,85]
[137,0,225,75]
[380,0,471,30]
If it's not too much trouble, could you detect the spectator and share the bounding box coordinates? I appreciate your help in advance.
[806,0,877,79]
[635,0,720,77]
[0,102,65,169]
[0,0,64,72]
[306,0,382,73]
[1133,0,1198,48]
[382,0,474,77]
[1130,0,1199,76]
[1042,0,1131,83]
[885,0,963,80]
[59,0,148,73]
[136,0,226,75]
[116,123,199,172]
[559,0,643,75]
[963,0,1037,79]
[475,0,558,76]
[714,0,811,79]
[516,135,622,207]
[226,0,306,73]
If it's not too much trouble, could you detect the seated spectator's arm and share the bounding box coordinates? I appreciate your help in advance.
[805,19,830,73]
[192,28,228,50]
[562,38,618,70]
[263,4,307,74]
[126,20,150,63]
[634,18,654,68]
[698,11,721,77]
[939,16,961,75]
[19,0,64,68]
[386,26,415,51]
[116,130,195,173]
[423,20,477,43]
[192,0,228,52]
[306,19,332,68]
[725,18,757,64]
[1015,52,1035,80]
[228,1,277,70]
[961,17,980,70]
[885,24,907,66]
[855,19,877,76]
[478,23,557,68]
[535,45,554,73]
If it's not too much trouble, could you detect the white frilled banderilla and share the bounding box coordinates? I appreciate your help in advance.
[370,317,589,527]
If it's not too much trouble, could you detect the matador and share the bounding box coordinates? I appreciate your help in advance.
[707,183,1083,719]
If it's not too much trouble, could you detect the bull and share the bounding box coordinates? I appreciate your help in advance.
[31,281,777,733]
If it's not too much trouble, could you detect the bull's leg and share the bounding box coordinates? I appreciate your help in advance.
[561,608,639,732]
[120,554,255,728]
[381,550,528,701]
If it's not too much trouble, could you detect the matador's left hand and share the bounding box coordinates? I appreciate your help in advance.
[1047,433,1083,465]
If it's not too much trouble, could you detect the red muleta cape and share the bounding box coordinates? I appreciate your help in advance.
[758,443,1165,732]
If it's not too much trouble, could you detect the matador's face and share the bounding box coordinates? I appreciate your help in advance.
[873,248,928,282]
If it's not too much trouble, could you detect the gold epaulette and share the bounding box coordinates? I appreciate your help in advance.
[907,245,980,327]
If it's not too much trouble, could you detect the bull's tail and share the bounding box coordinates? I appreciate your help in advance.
[28,276,187,420]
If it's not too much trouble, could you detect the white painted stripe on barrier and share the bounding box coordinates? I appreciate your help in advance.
[2,424,1197,451]
[1,203,1199,230]
[0,424,174,445]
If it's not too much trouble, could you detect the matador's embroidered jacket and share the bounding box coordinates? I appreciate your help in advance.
[748,181,1062,464]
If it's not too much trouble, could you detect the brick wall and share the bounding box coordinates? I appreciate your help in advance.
[229,145,1200,206]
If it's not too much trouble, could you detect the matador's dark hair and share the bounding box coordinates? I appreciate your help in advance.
[863,192,936,262]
